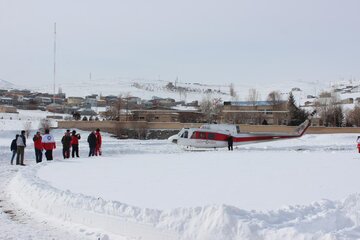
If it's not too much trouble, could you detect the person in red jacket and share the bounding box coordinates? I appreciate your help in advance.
[95,128,102,156]
[71,130,81,158]
[42,129,56,161]
[357,136,360,153]
[33,131,43,163]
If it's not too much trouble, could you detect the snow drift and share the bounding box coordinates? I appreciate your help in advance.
[7,162,360,240]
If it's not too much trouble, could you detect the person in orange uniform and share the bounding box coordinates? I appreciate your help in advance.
[42,129,56,161]
[71,130,81,158]
[33,131,43,163]
[95,128,102,156]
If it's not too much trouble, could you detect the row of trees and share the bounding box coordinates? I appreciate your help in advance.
[314,91,360,127]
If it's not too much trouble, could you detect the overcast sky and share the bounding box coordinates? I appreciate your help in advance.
[1,0,360,89]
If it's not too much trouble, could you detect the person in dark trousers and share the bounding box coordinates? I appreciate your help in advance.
[10,134,18,165]
[33,131,43,163]
[16,130,26,165]
[227,135,233,151]
[87,131,97,157]
[42,129,56,161]
[61,130,72,159]
[71,130,81,158]
[16,130,26,166]
[95,128,102,156]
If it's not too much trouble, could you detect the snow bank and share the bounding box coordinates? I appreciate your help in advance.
[8,163,360,240]
[8,164,178,240]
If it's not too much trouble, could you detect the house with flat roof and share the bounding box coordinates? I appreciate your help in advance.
[222,101,289,125]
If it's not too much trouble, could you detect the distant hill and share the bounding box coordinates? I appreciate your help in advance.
[0,78,16,89]
[31,78,233,102]
[25,77,360,111]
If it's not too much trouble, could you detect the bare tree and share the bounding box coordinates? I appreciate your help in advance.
[199,95,223,123]
[346,106,360,126]
[247,88,260,105]
[247,88,262,124]
[229,83,237,99]
[267,91,282,105]
[101,95,124,120]
[23,121,32,138]
[315,92,343,126]
[39,118,51,132]
[267,90,282,124]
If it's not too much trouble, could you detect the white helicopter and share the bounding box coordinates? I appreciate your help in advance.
[169,111,316,149]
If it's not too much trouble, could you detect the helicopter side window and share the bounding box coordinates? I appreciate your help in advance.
[208,133,215,139]
[199,132,206,139]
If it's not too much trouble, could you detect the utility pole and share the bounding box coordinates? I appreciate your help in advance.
[53,22,57,104]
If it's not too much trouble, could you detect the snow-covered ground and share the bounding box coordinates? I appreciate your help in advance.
[0,109,71,131]
[1,122,360,239]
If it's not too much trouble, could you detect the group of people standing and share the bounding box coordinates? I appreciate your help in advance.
[10,128,102,165]
[87,128,102,157]
[10,129,56,165]
[61,130,81,159]
[10,130,26,165]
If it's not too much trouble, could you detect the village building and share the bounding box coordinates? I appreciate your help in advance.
[0,97,13,105]
[222,101,289,125]
[85,97,97,107]
[46,103,65,113]
[35,96,53,105]
[341,98,354,104]
[67,97,84,106]
[0,105,17,113]
[131,109,179,122]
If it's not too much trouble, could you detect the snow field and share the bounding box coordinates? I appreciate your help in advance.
[37,151,360,210]
[4,132,360,239]
[8,164,360,240]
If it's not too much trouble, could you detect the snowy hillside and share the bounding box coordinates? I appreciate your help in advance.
[0,78,16,89]
[23,77,331,103]
[11,75,360,112]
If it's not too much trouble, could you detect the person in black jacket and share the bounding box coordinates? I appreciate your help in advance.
[10,134,19,165]
[87,131,97,157]
[61,130,72,159]
[227,135,233,151]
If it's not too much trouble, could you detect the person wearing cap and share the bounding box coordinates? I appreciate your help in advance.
[33,131,43,163]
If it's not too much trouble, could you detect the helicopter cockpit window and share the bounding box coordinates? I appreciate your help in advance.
[181,131,188,138]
